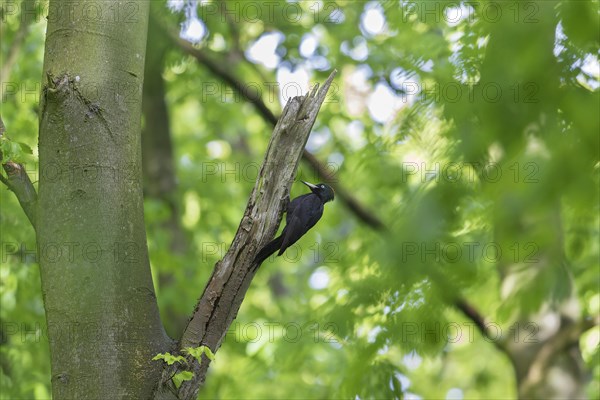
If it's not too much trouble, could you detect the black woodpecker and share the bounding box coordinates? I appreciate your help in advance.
[254,181,335,266]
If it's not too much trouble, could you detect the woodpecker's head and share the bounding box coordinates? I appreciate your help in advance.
[301,181,335,203]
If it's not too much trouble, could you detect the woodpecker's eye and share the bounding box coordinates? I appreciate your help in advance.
[320,185,324,188]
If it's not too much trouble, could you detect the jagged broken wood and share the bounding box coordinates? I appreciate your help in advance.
[154,70,337,400]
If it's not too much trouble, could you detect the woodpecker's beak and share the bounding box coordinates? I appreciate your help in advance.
[301,181,318,190]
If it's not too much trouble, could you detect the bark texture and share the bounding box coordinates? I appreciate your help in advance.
[37,2,171,398]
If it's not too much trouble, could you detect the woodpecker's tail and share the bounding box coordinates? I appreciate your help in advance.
[253,235,284,266]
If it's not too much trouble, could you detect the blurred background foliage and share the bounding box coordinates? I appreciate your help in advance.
[1,0,598,399]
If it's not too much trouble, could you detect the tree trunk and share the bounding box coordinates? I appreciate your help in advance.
[37,1,171,398]
[141,13,188,337]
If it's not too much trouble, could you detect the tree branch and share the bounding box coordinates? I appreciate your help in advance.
[173,33,279,124]
[0,117,38,230]
[519,315,598,396]
[0,172,9,187]
[161,19,522,394]
[454,298,507,353]
[168,31,385,231]
[454,298,488,337]
[154,71,337,400]
[173,34,498,352]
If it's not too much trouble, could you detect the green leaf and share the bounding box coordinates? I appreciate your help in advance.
[203,347,216,361]
[17,142,33,155]
[184,346,216,362]
[0,136,32,163]
[152,352,187,365]
[173,371,194,389]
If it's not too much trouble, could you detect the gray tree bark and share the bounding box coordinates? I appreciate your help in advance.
[37,1,171,398]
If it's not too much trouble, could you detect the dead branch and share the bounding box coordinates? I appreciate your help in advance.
[154,71,336,400]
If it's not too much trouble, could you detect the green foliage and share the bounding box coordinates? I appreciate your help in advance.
[184,346,216,362]
[1,2,48,399]
[152,352,187,366]
[151,347,215,390]
[173,371,194,388]
[0,136,33,164]
[152,350,215,389]
[2,0,598,399]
